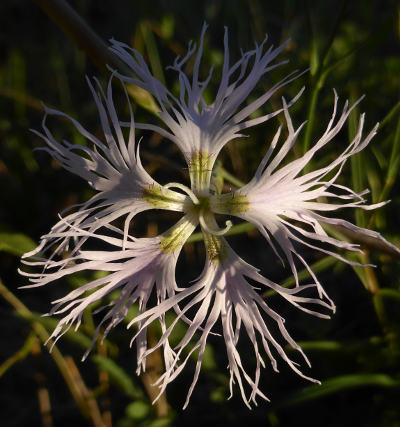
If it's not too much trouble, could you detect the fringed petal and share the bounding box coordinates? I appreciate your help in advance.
[26,75,189,260]
[111,24,301,171]
[128,239,332,408]
[21,215,198,370]
[213,93,399,294]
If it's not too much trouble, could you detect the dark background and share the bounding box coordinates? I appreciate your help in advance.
[0,1,399,426]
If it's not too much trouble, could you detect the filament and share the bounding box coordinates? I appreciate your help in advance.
[199,211,232,236]
[163,182,200,205]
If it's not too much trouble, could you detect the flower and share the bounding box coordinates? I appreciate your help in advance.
[21,25,398,408]
[109,23,304,194]
[21,76,194,372]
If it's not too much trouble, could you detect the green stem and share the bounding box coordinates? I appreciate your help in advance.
[302,77,322,156]
[263,256,338,298]
[218,166,246,189]
[0,278,106,426]
[379,100,400,130]
[34,0,159,115]
[318,0,347,68]
[35,0,127,74]
[302,0,346,159]
[187,221,255,243]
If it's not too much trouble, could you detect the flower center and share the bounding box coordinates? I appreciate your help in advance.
[162,182,232,236]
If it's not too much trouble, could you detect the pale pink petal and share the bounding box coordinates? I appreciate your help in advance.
[212,94,399,294]
[128,240,332,408]
[26,75,188,261]
[21,214,198,371]
[111,24,303,171]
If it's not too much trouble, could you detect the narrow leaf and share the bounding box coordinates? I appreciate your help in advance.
[276,374,400,408]
[0,231,36,256]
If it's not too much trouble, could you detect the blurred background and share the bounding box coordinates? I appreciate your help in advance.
[0,0,399,426]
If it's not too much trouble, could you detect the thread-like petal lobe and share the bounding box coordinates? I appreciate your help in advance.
[212,94,400,294]
[111,25,303,178]
[128,238,333,407]
[21,214,198,370]
[26,75,188,261]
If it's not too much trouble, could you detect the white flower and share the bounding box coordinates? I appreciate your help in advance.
[21,75,194,369]
[22,214,197,372]
[25,76,189,260]
[21,25,398,408]
[211,95,399,301]
[129,239,332,408]
[110,23,304,194]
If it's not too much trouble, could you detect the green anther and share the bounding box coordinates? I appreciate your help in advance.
[204,233,226,262]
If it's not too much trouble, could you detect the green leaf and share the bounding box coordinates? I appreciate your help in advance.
[146,417,174,427]
[125,400,151,420]
[160,15,175,40]
[91,355,145,400]
[348,87,366,227]
[0,332,37,377]
[296,340,343,352]
[0,231,36,256]
[379,100,400,130]
[126,84,160,116]
[17,312,93,349]
[263,256,337,298]
[140,21,165,85]
[276,374,400,408]
[379,288,400,302]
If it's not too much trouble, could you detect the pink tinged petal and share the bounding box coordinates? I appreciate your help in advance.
[243,94,374,196]
[33,76,160,193]
[129,240,331,408]
[21,214,197,367]
[25,75,189,262]
[220,93,397,294]
[112,25,303,167]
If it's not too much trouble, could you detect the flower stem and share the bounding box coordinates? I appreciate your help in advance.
[34,0,126,74]
[34,0,159,114]
[0,278,106,426]
[140,325,169,418]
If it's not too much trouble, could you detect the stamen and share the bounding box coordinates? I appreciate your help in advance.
[199,210,233,236]
[163,182,200,205]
